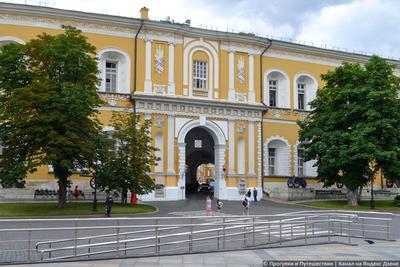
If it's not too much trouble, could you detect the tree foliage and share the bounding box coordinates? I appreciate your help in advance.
[0,26,102,207]
[94,112,157,200]
[298,56,400,205]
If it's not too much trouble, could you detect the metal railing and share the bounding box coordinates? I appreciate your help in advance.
[0,210,393,264]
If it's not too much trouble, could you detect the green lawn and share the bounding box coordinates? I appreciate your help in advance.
[0,202,157,217]
[300,199,400,212]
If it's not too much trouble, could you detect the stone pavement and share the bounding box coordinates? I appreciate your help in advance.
[7,240,400,267]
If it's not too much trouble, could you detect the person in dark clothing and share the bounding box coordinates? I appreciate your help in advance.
[253,188,258,202]
[246,189,251,198]
[105,192,114,217]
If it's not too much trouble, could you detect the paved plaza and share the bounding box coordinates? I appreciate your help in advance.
[6,240,400,267]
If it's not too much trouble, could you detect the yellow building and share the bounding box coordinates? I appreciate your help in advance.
[0,3,399,200]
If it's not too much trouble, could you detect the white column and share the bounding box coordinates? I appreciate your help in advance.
[228,51,236,101]
[167,116,175,174]
[144,39,153,93]
[248,54,255,103]
[167,42,175,95]
[178,143,186,189]
[214,144,227,200]
[248,121,255,175]
[228,119,235,175]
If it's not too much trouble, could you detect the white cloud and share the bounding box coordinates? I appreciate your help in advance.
[296,0,400,58]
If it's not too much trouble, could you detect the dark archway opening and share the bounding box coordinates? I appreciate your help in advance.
[185,127,215,198]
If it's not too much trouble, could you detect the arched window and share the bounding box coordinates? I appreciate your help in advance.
[266,138,291,176]
[295,142,317,177]
[294,74,317,111]
[98,49,131,94]
[265,70,290,108]
[192,51,209,97]
[0,36,25,46]
[155,133,164,173]
[237,137,245,174]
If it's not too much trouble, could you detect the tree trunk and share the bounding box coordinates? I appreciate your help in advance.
[347,189,359,206]
[54,165,69,208]
[357,186,362,203]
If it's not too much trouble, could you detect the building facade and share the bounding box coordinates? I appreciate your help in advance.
[0,3,399,200]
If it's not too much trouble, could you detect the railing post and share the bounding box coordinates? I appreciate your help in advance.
[279,217,282,245]
[88,239,91,257]
[362,217,365,238]
[222,217,226,249]
[386,219,390,240]
[348,219,351,244]
[27,229,31,262]
[74,220,78,258]
[189,224,193,253]
[304,216,307,245]
[155,226,159,255]
[328,215,331,243]
[49,242,52,259]
[290,223,293,240]
[217,230,220,250]
[243,218,246,247]
[268,218,271,242]
[252,217,255,246]
[125,234,127,255]
[116,220,120,256]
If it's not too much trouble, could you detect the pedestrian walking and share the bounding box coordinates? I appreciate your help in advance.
[216,199,223,214]
[105,192,114,217]
[253,188,258,202]
[242,195,250,215]
[205,195,212,216]
[246,189,251,198]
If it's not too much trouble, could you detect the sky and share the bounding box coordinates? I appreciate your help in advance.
[7,0,400,59]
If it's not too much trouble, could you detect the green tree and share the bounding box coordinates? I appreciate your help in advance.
[94,112,157,202]
[0,26,102,208]
[298,56,400,206]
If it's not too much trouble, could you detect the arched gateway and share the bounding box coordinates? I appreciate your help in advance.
[177,120,227,200]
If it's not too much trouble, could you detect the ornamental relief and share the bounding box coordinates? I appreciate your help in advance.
[237,56,245,84]
[0,14,133,35]
[154,45,165,74]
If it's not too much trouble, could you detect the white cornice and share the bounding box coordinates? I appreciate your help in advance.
[133,93,263,121]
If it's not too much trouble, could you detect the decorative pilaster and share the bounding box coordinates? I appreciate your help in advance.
[167,42,176,95]
[248,121,255,175]
[248,54,255,103]
[228,51,235,101]
[167,116,175,174]
[228,119,235,175]
[178,143,186,193]
[144,39,153,93]
[214,144,227,200]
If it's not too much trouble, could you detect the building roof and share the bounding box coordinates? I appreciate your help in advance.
[1,2,399,68]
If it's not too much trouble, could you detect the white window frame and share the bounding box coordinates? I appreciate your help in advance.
[269,79,278,107]
[105,61,118,93]
[192,60,208,91]
[297,82,306,110]
[268,148,276,175]
[297,146,304,176]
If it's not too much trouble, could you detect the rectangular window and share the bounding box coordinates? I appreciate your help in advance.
[192,60,207,91]
[268,148,276,175]
[269,80,277,107]
[105,61,117,92]
[298,83,305,110]
[297,147,304,176]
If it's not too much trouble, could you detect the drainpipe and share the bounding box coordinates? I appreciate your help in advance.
[132,19,144,115]
[260,38,272,196]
